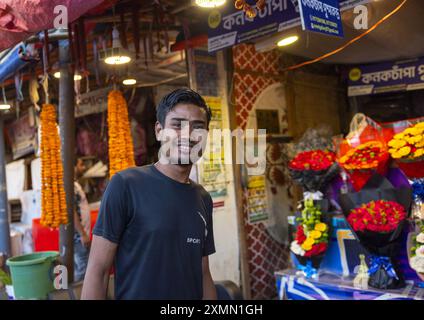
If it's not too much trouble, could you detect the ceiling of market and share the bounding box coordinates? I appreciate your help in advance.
[254,0,424,64]
[1,0,423,96]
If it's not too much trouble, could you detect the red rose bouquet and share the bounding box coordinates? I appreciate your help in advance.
[340,175,412,290]
[289,150,339,193]
[348,200,407,234]
[289,127,339,195]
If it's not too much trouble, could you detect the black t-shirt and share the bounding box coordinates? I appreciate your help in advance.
[92,164,215,300]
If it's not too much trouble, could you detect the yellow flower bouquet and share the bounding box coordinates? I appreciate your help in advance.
[388,122,424,179]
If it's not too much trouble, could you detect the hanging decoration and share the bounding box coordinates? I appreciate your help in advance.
[107,90,135,178]
[40,104,68,228]
[234,0,266,18]
[132,3,140,59]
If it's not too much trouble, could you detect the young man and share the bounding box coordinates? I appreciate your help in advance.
[81,88,217,300]
[74,158,91,282]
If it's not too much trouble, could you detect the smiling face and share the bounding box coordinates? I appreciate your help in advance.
[155,103,209,165]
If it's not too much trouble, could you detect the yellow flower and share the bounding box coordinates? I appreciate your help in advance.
[416,140,424,148]
[393,133,405,140]
[414,148,424,158]
[398,146,411,157]
[388,139,406,148]
[303,237,315,246]
[404,128,418,135]
[315,223,327,232]
[415,122,424,128]
[391,152,403,159]
[389,148,398,154]
[301,243,312,251]
[310,230,322,239]
[407,135,422,144]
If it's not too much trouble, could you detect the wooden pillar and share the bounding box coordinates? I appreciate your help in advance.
[219,49,252,300]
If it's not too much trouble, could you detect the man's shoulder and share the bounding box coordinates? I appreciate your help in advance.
[116,165,154,181]
[112,165,159,190]
[190,181,213,206]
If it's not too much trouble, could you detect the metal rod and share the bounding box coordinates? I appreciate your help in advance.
[58,39,75,283]
[0,116,11,259]
[135,73,187,87]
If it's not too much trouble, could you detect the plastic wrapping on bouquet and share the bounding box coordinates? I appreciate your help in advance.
[295,253,326,278]
[396,158,424,180]
[339,174,413,289]
[289,163,340,193]
[344,153,390,192]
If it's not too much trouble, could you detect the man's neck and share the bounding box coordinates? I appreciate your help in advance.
[154,162,192,184]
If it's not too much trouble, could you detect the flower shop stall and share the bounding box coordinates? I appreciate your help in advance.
[276,113,424,300]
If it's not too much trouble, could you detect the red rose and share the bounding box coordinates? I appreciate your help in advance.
[304,243,328,257]
[295,225,307,244]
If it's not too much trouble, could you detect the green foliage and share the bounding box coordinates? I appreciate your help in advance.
[0,269,11,286]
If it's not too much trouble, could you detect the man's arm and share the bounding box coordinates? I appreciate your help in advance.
[81,235,117,300]
[202,256,217,300]
[74,209,90,247]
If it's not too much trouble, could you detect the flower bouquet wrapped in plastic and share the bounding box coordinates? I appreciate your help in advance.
[290,199,329,278]
[336,114,389,192]
[289,127,339,199]
[407,222,424,285]
[339,174,412,289]
[388,121,424,179]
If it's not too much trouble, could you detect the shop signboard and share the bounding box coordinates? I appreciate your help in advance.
[347,57,424,97]
[208,0,372,52]
[75,87,112,118]
[6,110,37,160]
[298,0,344,37]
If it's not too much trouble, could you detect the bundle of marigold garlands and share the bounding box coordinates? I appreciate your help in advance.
[107,90,135,178]
[388,122,424,179]
[290,199,329,261]
[40,104,67,228]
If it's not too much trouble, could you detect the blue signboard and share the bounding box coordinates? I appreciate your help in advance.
[207,0,371,52]
[298,0,344,37]
[347,57,424,96]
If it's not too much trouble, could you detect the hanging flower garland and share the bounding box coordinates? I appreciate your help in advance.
[40,104,68,228]
[107,90,135,178]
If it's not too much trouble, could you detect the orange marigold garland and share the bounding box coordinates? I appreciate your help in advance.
[108,90,135,178]
[40,104,68,228]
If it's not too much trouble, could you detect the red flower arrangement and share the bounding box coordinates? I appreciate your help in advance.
[338,141,389,191]
[347,200,407,233]
[305,243,328,258]
[293,225,328,258]
[289,150,336,171]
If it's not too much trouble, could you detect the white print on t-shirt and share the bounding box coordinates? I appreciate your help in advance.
[196,211,208,238]
[187,238,201,244]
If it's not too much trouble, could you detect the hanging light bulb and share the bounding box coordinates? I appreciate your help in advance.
[0,86,11,110]
[102,26,131,65]
[54,71,82,81]
[195,0,226,7]
[123,78,137,85]
[277,35,299,47]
